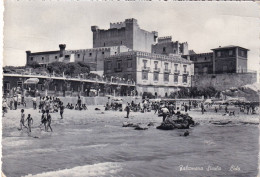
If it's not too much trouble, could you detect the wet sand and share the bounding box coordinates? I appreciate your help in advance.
[2,105,259,177]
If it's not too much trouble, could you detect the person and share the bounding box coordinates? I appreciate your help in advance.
[46,110,53,132]
[40,111,47,131]
[2,100,8,117]
[32,97,37,110]
[14,95,18,110]
[60,102,64,119]
[125,103,130,118]
[9,96,13,110]
[184,104,188,113]
[161,106,169,122]
[225,105,228,113]
[201,103,204,114]
[77,96,82,108]
[176,107,181,115]
[215,106,218,113]
[20,109,26,130]
[26,114,33,133]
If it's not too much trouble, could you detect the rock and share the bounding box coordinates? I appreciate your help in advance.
[147,122,154,126]
[122,122,139,128]
[184,131,189,136]
[156,123,175,130]
[134,125,148,130]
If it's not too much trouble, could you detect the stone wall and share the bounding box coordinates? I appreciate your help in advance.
[192,72,257,91]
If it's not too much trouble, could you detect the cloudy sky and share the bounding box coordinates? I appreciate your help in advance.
[3,1,260,71]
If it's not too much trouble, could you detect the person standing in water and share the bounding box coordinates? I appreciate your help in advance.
[26,114,33,133]
[46,110,53,132]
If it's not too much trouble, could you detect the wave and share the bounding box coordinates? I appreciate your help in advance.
[23,162,122,177]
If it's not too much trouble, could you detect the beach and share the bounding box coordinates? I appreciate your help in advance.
[2,105,259,177]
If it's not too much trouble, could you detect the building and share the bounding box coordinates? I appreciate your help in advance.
[26,44,131,75]
[182,45,249,75]
[212,45,249,74]
[91,18,158,53]
[152,36,189,56]
[182,52,213,75]
[104,51,194,97]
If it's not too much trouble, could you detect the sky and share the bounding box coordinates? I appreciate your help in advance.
[3,1,260,72]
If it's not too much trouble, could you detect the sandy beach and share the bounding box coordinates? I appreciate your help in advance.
[2,104,259,177]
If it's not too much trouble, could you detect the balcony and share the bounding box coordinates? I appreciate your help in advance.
[153,68,160,72]
[174,70,180,74]
[183,71,189,75]
[114,68,122,72]
[142,67,150,71]
[164,69,171,73]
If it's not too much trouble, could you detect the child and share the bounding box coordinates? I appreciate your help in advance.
[46,110,53,132]
[20,109,26,130]
[26,114,33,132]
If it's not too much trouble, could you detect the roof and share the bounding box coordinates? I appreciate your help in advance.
[30,51,60,56]
[211,45,249,51]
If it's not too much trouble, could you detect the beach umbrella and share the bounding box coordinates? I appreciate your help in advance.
[24,78,39,84]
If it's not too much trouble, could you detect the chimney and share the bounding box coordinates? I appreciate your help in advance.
[59,44,66,57]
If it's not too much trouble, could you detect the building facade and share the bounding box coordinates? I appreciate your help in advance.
[212,45,248,74]
[91,18,158,53]
[152,36,189,56]
[104,51,194,97]
[182,45,249,75]
[182,52,213,75]
[26,44,131,75]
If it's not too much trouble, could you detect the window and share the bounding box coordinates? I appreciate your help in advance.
[203,67,208,74]
[55,56,58,59]
[174,75,178,83]
[163,47,166,52]
[127,59,132,68]
[173,50,176,54]
[183,65,187,73]
[102,52,105,55]
[65,55,70,58]
[107,61,112,70]
[223,65,228,72]
[164,63,168,70]
[154,61,158,69]
[174,64,178,72]
[154,72,159,81]
[121,41,123,44]
[115,52,117,54]
[229,50,233,56]
[117,60,122,69]
[142,71,148,80]
[217,51,221,57]
[17,81,23,87]
[104,43,106,46]
[195,67,199,74]
[77,54,80,58]
[30,57,33,61]
[42,57,44,60]
[164,73,169,82]
[127,74,132,80]
[183,75,187,83]
[205,57,207,60]
[89,53,92,57]
[241,50,245,57]
[143,60,147,68]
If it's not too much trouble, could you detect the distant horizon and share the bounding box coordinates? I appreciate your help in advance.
[3,1,259,72]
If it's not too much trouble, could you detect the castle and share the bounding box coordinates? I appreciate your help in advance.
[23,18,256,96]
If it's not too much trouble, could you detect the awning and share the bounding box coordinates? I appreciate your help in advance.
[24,78,39,84]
